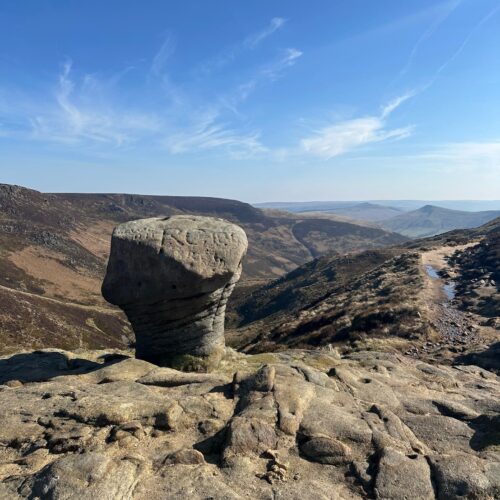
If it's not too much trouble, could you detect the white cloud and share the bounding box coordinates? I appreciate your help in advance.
[151,33,176,76]
[261,48,303,80]
[154,43,301,158]
[244,17,286,48]
[29,61,161,146]
[416,3,500,93]
[1,47,298,158]
[0,14,302,160]
[1,23,300,160]
[217,48,303,115]
[164,110,265,158]
[302,93,415,159]
[380,91,416,119]
[197,17,287,75]
[302,118,413,159]
[398,0,463,79]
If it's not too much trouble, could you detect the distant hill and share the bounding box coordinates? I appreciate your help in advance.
[255,200,500,213]
[254,201,359,212]
[380,205,500,238]
[304,202,403,222]
[52,191,407,275]
[0,183,407,355]
[286,216,406,258]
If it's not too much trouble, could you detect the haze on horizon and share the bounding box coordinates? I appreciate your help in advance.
[1,0,499,202]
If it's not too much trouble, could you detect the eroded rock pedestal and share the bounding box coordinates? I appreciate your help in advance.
[102,215,247,370]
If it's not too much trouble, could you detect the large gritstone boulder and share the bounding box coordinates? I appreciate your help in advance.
[102,215,248,371]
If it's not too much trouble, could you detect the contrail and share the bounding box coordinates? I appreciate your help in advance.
[398,0,463,79]
[429,2,500,85]
[394,1,500,98]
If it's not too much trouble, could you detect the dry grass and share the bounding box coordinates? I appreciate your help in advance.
[233,252,429,353]
[69,220,115,260]
[9,245,104,305]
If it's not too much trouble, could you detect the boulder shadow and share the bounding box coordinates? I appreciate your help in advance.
[454,342,500,375]
[468,414,500,452]
[0,350,129,385]
[193,426,228,466]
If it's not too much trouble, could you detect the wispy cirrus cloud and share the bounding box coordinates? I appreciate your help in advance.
[156,42,301,158]
[426,3,500,89]
[301,118,413,159]
[395,1,500,94]
[380,91,416,119]
[221,48,303,111]
[151,33,176,76]
[261,48,302,80]
[244,17,287,49]
[30,60,161,146]
[197,17,287,75]
[0,13,302,160]
[301,93,415,159]
[145,19,299,158]
[164,109,265,158]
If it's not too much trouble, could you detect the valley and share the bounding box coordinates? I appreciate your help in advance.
[0,183,497,369]
[228,217,499,373]
[416,244,496,364]
[0,183,407,355]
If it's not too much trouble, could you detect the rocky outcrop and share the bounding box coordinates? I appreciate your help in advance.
[102,216,247,371]
[448,231,500,319]
[0,348,499,499]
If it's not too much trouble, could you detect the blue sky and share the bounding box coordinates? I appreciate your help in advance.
[1,0,499,201]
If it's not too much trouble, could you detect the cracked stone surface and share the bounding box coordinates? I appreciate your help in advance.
[102,215,248,370]
[0,348,499,499]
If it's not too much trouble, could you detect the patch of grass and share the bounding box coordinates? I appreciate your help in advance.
[245,353,280,365]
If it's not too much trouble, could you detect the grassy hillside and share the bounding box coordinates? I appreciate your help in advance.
[228,250,427,353]
[228,247,403,327]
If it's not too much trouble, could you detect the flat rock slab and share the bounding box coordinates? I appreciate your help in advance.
[0,348,499,499]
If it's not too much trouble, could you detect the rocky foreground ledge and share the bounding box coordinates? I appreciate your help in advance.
[0,348,499,499]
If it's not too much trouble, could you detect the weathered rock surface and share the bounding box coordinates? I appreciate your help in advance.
[102,216,248,370]
[0,348,499,499]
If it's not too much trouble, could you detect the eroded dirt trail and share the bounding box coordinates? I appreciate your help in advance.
[417,243,486,360]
